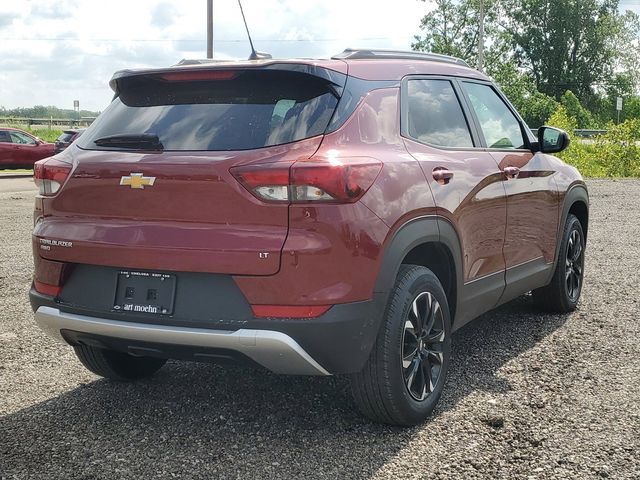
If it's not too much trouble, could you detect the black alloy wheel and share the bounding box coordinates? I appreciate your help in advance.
[565,228,584,302]
[402,291,446,401]
[533,213,586,313]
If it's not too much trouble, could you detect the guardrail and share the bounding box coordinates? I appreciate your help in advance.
[530,128,609,138]
[0,117,96,128]
[575,129,608,137]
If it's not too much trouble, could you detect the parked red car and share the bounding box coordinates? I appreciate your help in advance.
[30,49,588,426]
[0,127,55,168]
[54,129,85,154]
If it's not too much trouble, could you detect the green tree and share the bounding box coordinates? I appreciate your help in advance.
[0,105,100,119]
[501,0,638,109]
[412,0,497,67]
[518,91,560,128]
[413,0,555,125]
[560,91,596,128]
[621,96,640,121]
[485,48,559,127]
[590,72,637,123]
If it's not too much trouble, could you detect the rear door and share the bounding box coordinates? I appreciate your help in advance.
[34,67,343,276]
[459,81,559,299]
[401,77,507,324]
[9,131,40,164]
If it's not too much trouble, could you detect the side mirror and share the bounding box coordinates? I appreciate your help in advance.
[537,126,570,154]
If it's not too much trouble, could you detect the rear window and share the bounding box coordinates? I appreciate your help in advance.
[57,132,75,143]
[78,70,339,152]
[406,79,473,148]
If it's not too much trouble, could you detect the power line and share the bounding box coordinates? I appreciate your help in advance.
[0,36,396,43]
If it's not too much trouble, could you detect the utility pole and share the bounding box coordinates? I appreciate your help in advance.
[207,0,213,58]
[478,0,485,72]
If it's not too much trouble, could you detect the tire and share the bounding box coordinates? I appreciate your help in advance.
[350,265,452,426]
[533,213,586,313]
[73,345,167,381]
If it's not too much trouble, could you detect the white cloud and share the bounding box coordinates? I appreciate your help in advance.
[0,0,432,111]
[151,2,181,28]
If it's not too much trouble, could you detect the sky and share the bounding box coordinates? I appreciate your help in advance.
[0,0,430,111]
[1,0,639,112]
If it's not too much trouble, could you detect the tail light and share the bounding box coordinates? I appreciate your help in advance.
[34,158,72,196]
[231,155,382,204]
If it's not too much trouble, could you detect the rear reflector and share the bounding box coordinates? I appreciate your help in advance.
[34,158,72,196]
[251,305,332,318]
[34,280,62,297]
[231,155,382,204]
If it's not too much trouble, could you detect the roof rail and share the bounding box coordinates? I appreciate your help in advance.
[332,48,470,67]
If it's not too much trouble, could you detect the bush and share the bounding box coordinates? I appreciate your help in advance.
[546,105,640,177]
[547,105,577,134]
[593,120,640,177]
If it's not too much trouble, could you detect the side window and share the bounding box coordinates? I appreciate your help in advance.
[0,131,11,143]
[269,99,296,133]
[463,82,526,149]
[406,79,474,148]
[10,132,37,145]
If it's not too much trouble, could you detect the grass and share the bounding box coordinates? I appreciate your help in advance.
[32,129,63,143]
[0,169,33,175]
[2,125,63,143]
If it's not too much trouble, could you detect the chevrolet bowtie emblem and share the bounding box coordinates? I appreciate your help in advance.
[120,173,156,189]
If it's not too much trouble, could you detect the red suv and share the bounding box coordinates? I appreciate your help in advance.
[30,49,588,426]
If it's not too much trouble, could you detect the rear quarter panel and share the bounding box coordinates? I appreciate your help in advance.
[235,87,437,305]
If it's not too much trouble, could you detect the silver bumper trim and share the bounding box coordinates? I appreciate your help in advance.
[35,306,330,376]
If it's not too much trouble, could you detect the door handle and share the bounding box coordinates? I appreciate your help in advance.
[503,166,520,179]
[432,167,454,185]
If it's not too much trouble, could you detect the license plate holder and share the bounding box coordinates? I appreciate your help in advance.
[113,271,176,315]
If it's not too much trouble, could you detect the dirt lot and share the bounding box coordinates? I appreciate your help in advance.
[0,179,638,479]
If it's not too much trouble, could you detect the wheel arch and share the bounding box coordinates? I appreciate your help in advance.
[559,183,589,252]
[374,216,463,324]
[568,198,589,241]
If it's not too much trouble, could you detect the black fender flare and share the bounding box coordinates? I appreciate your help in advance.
[550,183,589,272]
[373,215,464,323]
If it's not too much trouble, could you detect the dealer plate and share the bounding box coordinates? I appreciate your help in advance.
[113,270,176,315]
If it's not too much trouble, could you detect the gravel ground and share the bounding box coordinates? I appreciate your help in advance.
[0,179,639,479]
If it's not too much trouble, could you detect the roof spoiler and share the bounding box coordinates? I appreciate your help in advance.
[108,63,348,94]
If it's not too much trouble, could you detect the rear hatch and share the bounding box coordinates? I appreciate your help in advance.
[34,65,345,275]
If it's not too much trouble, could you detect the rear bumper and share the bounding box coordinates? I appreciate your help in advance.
[30,287,387,375]
[35,306,330,376]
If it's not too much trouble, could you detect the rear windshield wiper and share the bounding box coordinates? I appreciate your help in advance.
[94,134,164,151]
